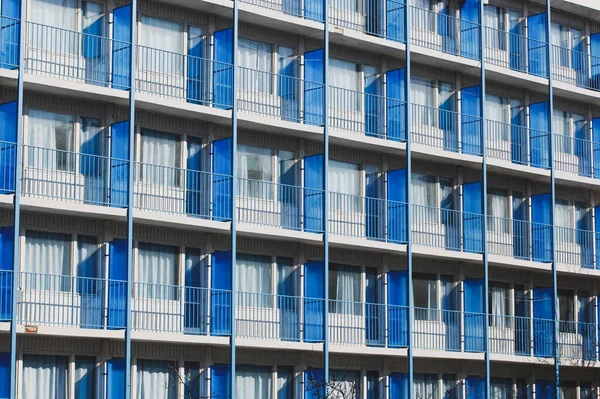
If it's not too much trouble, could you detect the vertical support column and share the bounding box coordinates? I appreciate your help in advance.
[231,0,239,396]
[544,0,560,396]
[9,1,26,398]
[125,0,137,397]
[404,1,413,397]
[479,0,490,396]
[323,0,330,387]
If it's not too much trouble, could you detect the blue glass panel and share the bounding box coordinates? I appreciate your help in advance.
[463,181,483,253]
[304,261,324,342]
[108,239,126,329]
[111,5,131,90]
[304,50,324,126]
[386,0,405,42]
[528,14,547,77]
[211,364,231,399]
[387,169,407,243]
[533,287,553,357]
[107,358,125,399]
[213,28,233,109]
[386,68,406,141]
[187,27,205,105]
[464,279,484,352]
[530,102,550,168]
[531,193,552,262]
[535,381,555,399]
[593,119,600,179]
[366,371,378,399]
[591,33,600,90]
[0,101,16,194]
[0,0,19,70]
[0,352,8,399]
[389,373,409,398]
[0,226,12,321]
[304,154,324,232]
[305,369,325,399]
[465,377,484,399]
[110,121,129,208]
[387,270,407,347]
[461,86,481,155]
[211,251,232,335]
[82,2,104,61]
[212,138,232,221]
[365,72,380,138]
[366,172,383,240]
[304,0,323,22]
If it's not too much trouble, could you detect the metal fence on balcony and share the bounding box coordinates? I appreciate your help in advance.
[488,314,532,356]
[553,133,597,178]
[487,216,553,263]
[555,226,595,269]
[483,26,548,77]
[486,120,550,169]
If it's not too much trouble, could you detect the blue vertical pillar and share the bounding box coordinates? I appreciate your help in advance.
[124,0,136,397]
[8,1,24,398]
[323,0,330,386]
[544,0,560,394]
[404,1,414,395]
[231,0,239,394]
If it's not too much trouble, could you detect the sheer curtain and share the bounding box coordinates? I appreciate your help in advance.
[553,110,571,154]
[238,39,272,93]
[490,379,511,399]
[411,78,435,126]
[328,59,360,111]
[140,129,180,186]
[22,354,68,399]
[486,94,508,141]
[489,284,507,327]
[414,374,438,399]
[328,160,360,212]
[330,371,359,399]
[28,110,74,171]
[412,173,437,223]
[24,230,71,290]
[30,0,77,53]
[551,23,570,67]
[236,366,272,399]
[236,254,272,306]
[140,16,183,75]
[487,188,508,232]
[137,243,177,299]
[484,6,505,50]
[237,145,273,200]
[136,360,177,399]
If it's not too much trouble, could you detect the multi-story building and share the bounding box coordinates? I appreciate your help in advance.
[1,0,600,397]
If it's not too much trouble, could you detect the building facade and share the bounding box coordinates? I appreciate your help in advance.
[0,0,599,397]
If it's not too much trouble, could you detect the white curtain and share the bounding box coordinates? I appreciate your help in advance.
[551,23,570,67]
[490,284,507,328]
[136,360,177,399]
[553,110,571,154]
[24,230,71,290]
[137,243,177,300]
[27,109,74,170]
[329,59,360,111]
[412,173,437,223]
[486,95,508,141]
[237,145,273,200]
[490,380,511,399]
[414,374,437,399]
[29,0,77,54]
[140,16,183,75]
[236,367,272,399]
[411,78,435,126]
[236,254,272,306]
[487,189,508,233]
[329,160,360,212]
[140,129,180,186]
[555,200,573,229]
[22,354,68,399]
[238,39,272,93]
[334,264,360,303]
[484,6,505,50]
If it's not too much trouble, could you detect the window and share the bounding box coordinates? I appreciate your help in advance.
[237,145,273,199]
[277,367,293,399]
[136,359,178,399]
[551,23,583,68]
[484,5,505,50]
[558,383,577,399]
[329,160,361,211]
[279,150,296,187]
[490,378,512,399]
[238,39,273,93]
[411,78,435,125]
[237,366,273,399]
[183,362,203,399]
[555,199,589,242]
[236,254,272,306]
[486,94,509,141]
[329,264,360,313]
[137,242,178,300]
[488,282,509,327]
[558,289,575,332]
[442,375,459,399]
[413,273,437,319]
[487,188,509,232]
[277,256,297,297]
[139,129,181,186]
[27,110,75,171]
[329,59,361,110]
[22,354,68,399]
[414,374,438,399]
[74,356,95,399]
[412,173,453,223]
[140,16,183,75]
[24,230,71,290]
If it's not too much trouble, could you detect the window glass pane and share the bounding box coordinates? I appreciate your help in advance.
[74,356,95,399]
[443,375,458,399]
[188,26,204,57]
[83,2,104,36]
[488,282,509,324]
[555,199,573,228]
[329,264,361,313]
[24,230,71,290]
[22,354,68,399]
[277,256,297,297]
[414,374,438,399]
[237,254,272,306]
[28,109,74,171]
[330,370,359,399]
[141,16,181,53]
[137,243,178,299]
[278,150,296,186]
[238,145,273,200]
[30,0,76,30]
[490,378,512,399]
[136,359,178,399]
[277,367,293,399]
[328,59,359,92]
[185,248,206,288]
[487,188,508,223]
[236,365,272,399]
[413,274,437,317]
[140,129,181,185]
[77,235,99,279]
[278,46,294,75]
[184,362,203,399]
[239,39,273,93]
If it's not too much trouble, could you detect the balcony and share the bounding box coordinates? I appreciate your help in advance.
[558,320,597,361]
[551,45,600,92]
[486,120,550,169]
[21,145,128,208]
[555,226,596,270]
[487,216,553,264]
[554,133,599,179]
[488,314,557,359]
[0,16,20,71]
[411,104,482,155]
[329,85,406,141]
[412,204,483,254]
[409,6,480,61]
[24,21,131,90]
[483,26,548,78]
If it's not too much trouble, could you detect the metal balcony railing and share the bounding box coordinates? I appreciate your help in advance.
[488,314,532,357]
[487,216,553,263]
[486,120,551,169]
[551,45,600,91]
[413,307,485,353]
[553,132,600,178]
[411,103,482,155]
[25,21,131,89]
[21,145,128,208]
[329,85,407,141]
[483,26,548,77]
[327,0,406,41]
[555,226,596,269]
